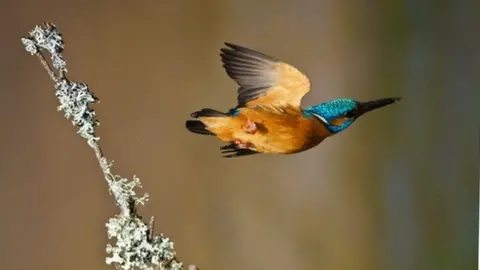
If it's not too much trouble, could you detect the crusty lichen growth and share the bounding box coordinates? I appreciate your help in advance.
[106,215,181,270]
[22,23,193,270]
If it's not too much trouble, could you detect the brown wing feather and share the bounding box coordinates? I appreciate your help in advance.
[220,43,312,108]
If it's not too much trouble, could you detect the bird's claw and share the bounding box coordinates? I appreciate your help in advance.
[234,139,250,149]
[242,119,258,135]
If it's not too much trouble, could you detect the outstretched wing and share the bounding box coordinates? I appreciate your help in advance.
[220,43,312,108]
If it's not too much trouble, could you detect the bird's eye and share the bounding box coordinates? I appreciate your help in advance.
[344,110,356,118]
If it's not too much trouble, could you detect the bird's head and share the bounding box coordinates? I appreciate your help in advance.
[304,97,401,134]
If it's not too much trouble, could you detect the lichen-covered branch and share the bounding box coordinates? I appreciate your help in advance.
[22,22,197,270]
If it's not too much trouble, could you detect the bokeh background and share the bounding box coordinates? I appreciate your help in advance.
[1,0,478,269]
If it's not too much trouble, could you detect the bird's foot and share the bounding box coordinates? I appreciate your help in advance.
[233,139,250,149]
[242,119,258,135]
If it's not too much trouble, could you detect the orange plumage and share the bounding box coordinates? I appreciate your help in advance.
[185,42,401,157]
[198,105,331,155]
[184,42,331,157]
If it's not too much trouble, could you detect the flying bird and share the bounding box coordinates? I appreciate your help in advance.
[186,43,401,158]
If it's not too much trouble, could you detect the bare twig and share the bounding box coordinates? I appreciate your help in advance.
[22,22,189,270]
[35,52,57,81]
[148,216,156,242]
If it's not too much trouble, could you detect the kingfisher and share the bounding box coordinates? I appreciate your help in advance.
[186,43,401,158]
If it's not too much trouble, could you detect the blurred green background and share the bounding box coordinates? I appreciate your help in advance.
[0,0,478,269]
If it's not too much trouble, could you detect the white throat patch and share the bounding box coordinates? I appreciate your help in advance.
[311,113,329,125]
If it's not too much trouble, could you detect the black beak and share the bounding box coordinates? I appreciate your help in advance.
[356,97,401,116]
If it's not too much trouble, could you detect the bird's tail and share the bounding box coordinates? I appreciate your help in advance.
[185,120,215,135]
[185,108,231,136]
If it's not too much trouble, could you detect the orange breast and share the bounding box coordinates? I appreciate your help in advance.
[210,107,332,154]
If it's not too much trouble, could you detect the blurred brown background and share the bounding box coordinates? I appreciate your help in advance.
[0,0,478,269]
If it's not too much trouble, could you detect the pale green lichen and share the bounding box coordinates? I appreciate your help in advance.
[22,23,188,270]
[54,79,99,146]
[106,216,183,270]
[21,24,67,71]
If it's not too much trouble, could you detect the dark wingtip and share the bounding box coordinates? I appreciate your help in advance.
[220,43,236,55]
[224,42,237,48]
